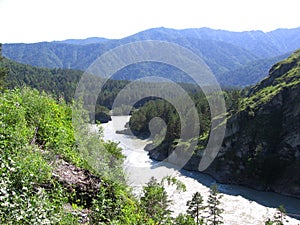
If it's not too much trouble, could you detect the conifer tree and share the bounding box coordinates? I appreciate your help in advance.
[206,184,224,225]
[140,177,172,223]
[186,191,205,224]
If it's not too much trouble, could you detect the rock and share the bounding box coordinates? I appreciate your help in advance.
[202,50,300,198]
[53,158,104,207]
[149,50,300,198]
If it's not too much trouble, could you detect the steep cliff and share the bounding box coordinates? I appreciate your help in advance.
[149,49,300,198]
[203,49,300,197]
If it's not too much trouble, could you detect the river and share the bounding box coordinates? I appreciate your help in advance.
[98,116,300,225]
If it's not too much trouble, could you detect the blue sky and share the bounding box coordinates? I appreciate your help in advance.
[1,0,299,43]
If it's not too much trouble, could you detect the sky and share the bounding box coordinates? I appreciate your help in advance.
[0,0,299,43]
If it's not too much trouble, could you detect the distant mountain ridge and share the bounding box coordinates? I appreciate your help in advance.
[123,27,300,58]
[53,37,110,45]
[50,27,300,58]
[3,27,300,87]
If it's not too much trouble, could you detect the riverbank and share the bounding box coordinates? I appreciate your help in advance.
[98,116,300,224]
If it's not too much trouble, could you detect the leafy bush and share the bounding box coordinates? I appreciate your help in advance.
[0,88,82,224]
[0,87,159,224]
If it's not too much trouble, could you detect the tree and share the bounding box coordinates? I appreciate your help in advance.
[206,184,224,225]
[0,43,7,90]
[186,192,205,224]
[140,177,172,223]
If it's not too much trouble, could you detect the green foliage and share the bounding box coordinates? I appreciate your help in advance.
[0,88,80,224]
[130,99,181,140]
[0,87,159,224]
[1,58,129,121]
[129,88,242,162]
[90,182,154,225]
[3,43,299,225]
[241,49,300,111]
[129,90,213,158]
[186,192,205,224]
[173,213,197,225]
[1,58,82,102]
[223,89,243,114]
[140,177,172,223]
[162,175,187,192]
[206,184,224,225]
[73,104,125,181]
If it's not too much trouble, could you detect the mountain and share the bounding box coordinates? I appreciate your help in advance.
[111,26,300,58]
[2,37,258,80]
[53,37,110,45]
[2,27,300,87]
[180,49,300,198]
[181,27,300,58]
[2,42,115,70]
[217,52,291,87]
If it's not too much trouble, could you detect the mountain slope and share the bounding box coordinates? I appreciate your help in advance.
[123,27,300,58]
[1,57,83,102]
[182,27,300,58]
[217,52,291,87]
[2,42,115,70]
[202,49,300,197]
[2,37,258,77]
[2,27,300,87]
[268,28,300,53]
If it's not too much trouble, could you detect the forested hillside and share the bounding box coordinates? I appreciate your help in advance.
[3,27,300,86]
[1,58,82,102]
[2,39,257,84]
[1,57,130,122]
[218,52,290,87]
[2,57,224,124]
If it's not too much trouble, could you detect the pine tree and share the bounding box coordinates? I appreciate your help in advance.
[206,184,224,225]
[186,192,205,224]
[140,177,172,223]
